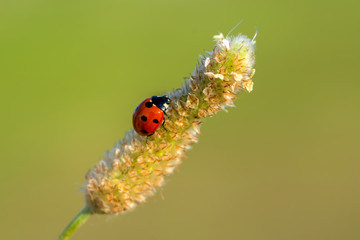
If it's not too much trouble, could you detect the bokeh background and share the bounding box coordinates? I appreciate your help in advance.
[1,0,359,239]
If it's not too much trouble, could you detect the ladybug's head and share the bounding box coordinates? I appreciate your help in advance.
[163,95,171,104]
[151,95,171,113]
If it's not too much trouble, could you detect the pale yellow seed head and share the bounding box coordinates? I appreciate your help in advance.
[84,32,256,214]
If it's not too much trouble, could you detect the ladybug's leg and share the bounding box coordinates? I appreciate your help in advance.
[162,119,168,131]
[146,134,154,144]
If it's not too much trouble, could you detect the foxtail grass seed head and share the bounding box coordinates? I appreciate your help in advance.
[85,33,256,214]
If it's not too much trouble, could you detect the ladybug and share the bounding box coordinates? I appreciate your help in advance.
[132,95,171,136]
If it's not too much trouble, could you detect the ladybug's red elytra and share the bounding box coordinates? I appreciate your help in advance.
[132,95,171,136]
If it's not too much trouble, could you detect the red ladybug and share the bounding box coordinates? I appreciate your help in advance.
[133,95,171,136]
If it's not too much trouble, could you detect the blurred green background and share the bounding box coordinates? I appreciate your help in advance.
[1,0,359,239]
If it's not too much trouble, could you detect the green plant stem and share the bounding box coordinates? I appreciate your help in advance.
[59,207,92,240]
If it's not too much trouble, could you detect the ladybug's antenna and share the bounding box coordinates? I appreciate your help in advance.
[226,20,243,39]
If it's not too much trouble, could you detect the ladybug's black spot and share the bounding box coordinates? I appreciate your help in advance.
[153,119,159,124]
[145,102,153,108]
[141,129,148,135]
[141,116,147,121]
